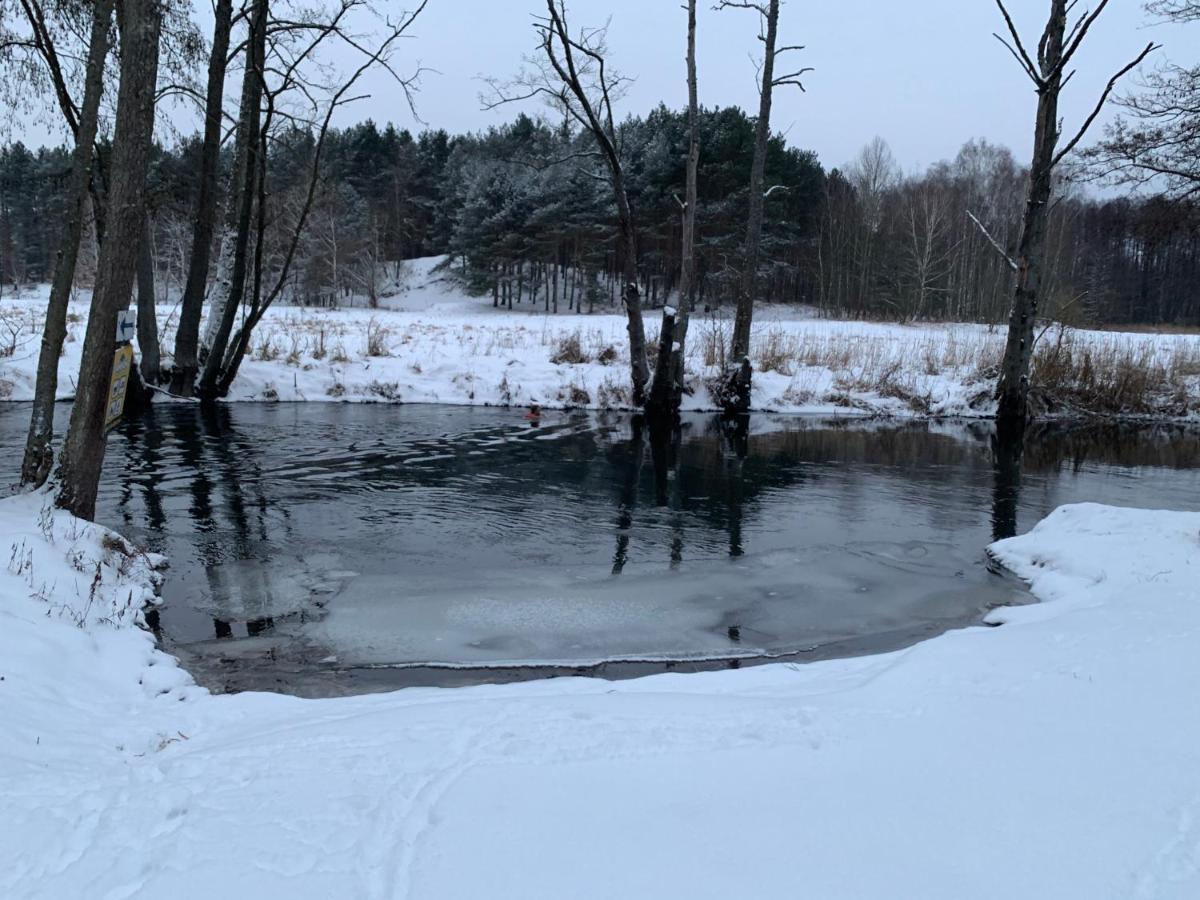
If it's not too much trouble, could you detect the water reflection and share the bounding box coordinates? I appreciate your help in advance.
[991,427,1023,541]
[611,417,644,575]
[0,402,1196,694]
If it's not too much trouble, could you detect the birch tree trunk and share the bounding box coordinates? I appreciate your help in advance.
[56,0,162,520]
[198,0,267,400]
[674,0,700,403]
[172,0,233,393]
[19,0,114,489]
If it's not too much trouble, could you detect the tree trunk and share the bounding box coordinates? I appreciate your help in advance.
[728,0,780,383]
[198,0,266,400]
[55,0,162,520]
[996,0,1066,429]
[540,0,648,403]
[136,210,161,383]
[19,0,113,489]
[614,173,650,405]
[172,0,233,393]
[672,0,699,406]
[645,308,676,416]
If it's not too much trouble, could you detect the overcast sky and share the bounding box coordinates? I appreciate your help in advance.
[20,0,1192,175]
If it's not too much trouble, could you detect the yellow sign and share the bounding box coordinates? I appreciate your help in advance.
[105,345,134,431]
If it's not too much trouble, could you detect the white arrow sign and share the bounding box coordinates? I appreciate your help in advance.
[116,309,136,344]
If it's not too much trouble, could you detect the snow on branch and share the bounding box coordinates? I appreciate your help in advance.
[967,210,1018,273]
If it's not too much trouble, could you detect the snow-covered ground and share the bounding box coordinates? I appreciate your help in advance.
[2,489,1199,898]
[2,256,1199,418]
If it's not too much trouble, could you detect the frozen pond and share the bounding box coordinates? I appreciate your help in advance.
[2,403,1198,695]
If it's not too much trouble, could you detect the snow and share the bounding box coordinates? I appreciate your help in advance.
[3,489,1200,898]
[2,255,1198,418]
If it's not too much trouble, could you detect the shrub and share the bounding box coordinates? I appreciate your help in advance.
[366,318,391,357]
[550,331,589,365]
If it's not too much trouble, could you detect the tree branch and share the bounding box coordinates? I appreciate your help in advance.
[1053,41,1159,166]
[993,0,1041,85]
[1057,0,1110,75]
[967,209,1018,272]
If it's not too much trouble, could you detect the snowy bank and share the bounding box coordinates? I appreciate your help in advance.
[2,257,1199,418]
[2,497,1199,898]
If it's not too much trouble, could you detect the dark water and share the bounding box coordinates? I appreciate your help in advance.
[3,403,1199,696]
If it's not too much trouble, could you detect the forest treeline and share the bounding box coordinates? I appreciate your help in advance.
[2,110,1198,326]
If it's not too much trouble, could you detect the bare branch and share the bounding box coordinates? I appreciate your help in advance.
[993,0,1041,85]
[713,1,768,11]
[1053,41,1159,166]
[993,33,1040,85]
[772,66,812,90]
[967,209,1019,272]
[1057,0,1110,74]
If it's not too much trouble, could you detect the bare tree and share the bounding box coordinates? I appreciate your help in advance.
[18,0,113,489]
[647,0,700,417]
[674,0,699,405]
[991,0,1155,430]
[56,0,162,520]
[197,0,267,399]
[848,136,898,314]
[211,1,428,396]
[170,0,234,393]
[901,179,957,320]
[718,0,810,414]
[1082,0,1199,199]
[486,1,650,405]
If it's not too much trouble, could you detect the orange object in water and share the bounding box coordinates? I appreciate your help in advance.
[524,404,542,421]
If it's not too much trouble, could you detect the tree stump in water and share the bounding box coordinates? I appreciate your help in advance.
[718,357,753,416]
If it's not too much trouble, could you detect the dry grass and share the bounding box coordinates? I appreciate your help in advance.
[253,334,280,361]
[558,381,591,406]
[595,374,631,408]
[755,328,797,375]
[1098,322,1200,335]
[365,318,391,357]
[5,291,1192,416]
[550,331,590,365]
[700,320,730,369]
[367,380,400,400]
[1031,329,1200,415]
[311,325,328,360]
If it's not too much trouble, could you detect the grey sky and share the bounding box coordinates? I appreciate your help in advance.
[22,1,1193,175]
[343,0,1188,172]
